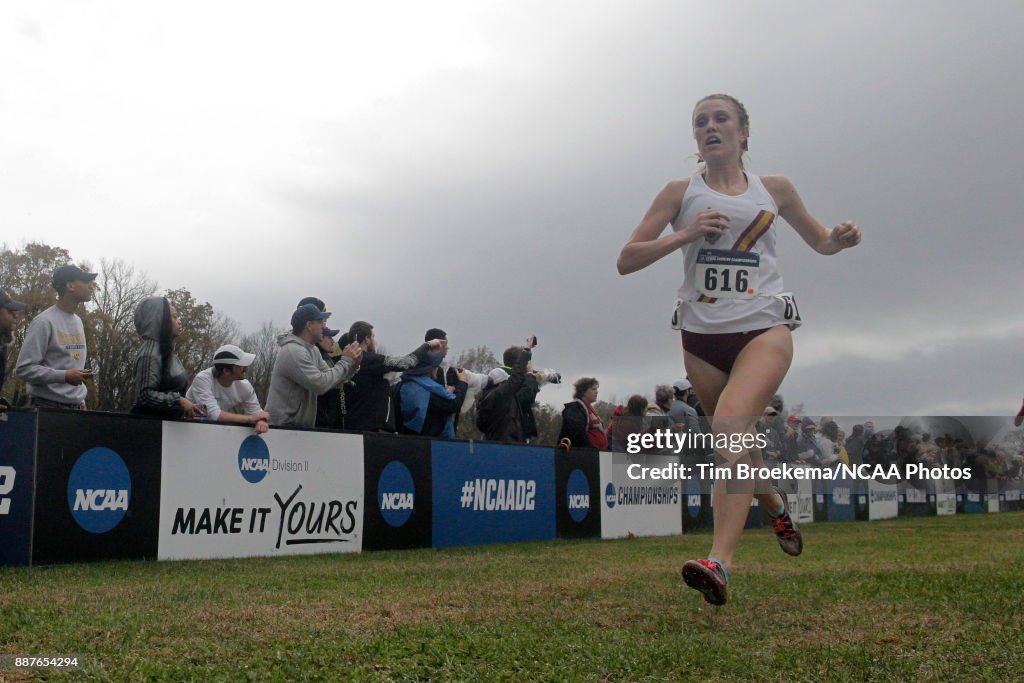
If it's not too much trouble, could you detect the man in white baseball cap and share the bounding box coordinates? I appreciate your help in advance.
[186,344,271,434]
[670,378,701,434]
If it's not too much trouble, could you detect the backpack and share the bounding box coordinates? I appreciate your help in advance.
[475,383,498,436]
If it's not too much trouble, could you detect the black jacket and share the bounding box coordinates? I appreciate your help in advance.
[559,400,589,447]
[0,344,9,408]
[408,377,468,437]
[130,297,187,417]
[517,374,541,440]
[477,360,532,443]
[315,348,344,429]
[345,344,430,432]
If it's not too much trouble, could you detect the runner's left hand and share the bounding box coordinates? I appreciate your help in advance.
[831,220,862,249]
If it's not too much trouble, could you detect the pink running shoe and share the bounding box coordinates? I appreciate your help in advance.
[682,558,728,605]
[770,486,803,556]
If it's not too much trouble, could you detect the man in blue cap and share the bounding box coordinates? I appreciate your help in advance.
[265,303,363,428]
[16,265,96,409]
[0,287,27,412]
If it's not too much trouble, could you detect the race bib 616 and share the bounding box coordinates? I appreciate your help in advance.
[695,249,760,299]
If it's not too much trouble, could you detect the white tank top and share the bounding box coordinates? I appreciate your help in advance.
[670,172,802,333]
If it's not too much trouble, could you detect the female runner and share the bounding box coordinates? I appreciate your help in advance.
[617,94,862,605]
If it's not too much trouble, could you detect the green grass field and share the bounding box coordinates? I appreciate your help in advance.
[2,512,1022,682]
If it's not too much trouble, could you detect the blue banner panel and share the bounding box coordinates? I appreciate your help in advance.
[555,448,600,540]
[959,480,986,515]
[33,411,162,564]
[431,441,555,548]
[827,473,855,522]
[362,433,432,551]
[0,410,37,567]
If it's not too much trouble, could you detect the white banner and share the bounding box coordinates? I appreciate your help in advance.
[158,423,364,560]
[868,479,898,520]
[936,494,956,516]
[599,452,681,539]
[794,479,814,525]
[987,495,1000,514]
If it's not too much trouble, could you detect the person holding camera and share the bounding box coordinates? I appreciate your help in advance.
[266,303,363,428]
[399,329,468,438]
[344,321,445,432]
[475,344,538,443]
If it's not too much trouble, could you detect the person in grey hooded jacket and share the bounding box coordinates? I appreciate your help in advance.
[131,296,198,418]
[266,303,363,428]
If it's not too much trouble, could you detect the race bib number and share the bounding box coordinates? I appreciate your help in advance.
[695,249,760,299]
[670,298,684,330]
[774,292,802,324]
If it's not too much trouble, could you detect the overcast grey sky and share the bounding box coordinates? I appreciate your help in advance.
[2,1,1022,416]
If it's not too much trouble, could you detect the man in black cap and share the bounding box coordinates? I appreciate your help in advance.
[265,303,363,428]
[297,296,326,311]
[15,265,96,409]
[398,328,468,437]
[0,287,27,412]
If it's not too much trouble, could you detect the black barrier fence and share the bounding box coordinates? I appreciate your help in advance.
[362,433,433,551]
[32,411,162,565]
[554,447,601,540]
[1,408,1022,567]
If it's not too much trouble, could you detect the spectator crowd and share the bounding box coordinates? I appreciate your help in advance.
[2,266,1023,481]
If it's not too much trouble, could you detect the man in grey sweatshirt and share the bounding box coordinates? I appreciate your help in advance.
[16,265,97,409]
[266,304,363,428]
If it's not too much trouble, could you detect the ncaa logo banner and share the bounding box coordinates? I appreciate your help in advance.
[600,452,681,540]
[681,456,712,532]
[158,422,364,560]
[32,412,162,565]
[0,411,37,567]
[431,441,555,548]
[555,448,601,540]
[362,432,433,551]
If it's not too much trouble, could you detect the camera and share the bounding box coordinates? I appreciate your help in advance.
[536,368,561,384]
